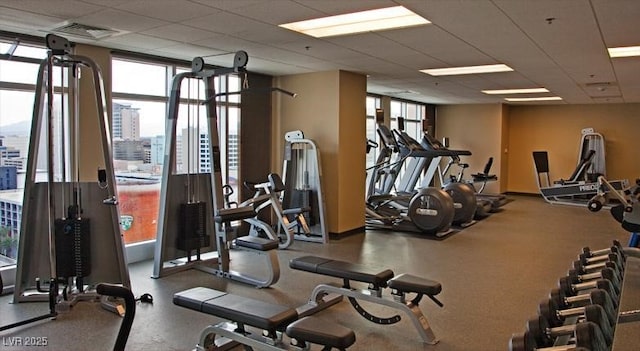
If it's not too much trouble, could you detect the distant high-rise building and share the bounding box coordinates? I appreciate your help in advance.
[0,144,23,172]
[0,166,18,190]
[198,133,237,173]
[112,102,140,140]
[150,135,165,166]
[113,139,145,161]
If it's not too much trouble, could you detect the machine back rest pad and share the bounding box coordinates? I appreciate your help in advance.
[174,287,297,331]
[290,255,394,286]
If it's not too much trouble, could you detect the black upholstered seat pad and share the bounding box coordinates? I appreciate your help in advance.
[202,293,298,331]
[387,273,442,295]
[290,255,395,285]
[174,287,297,331]
[173,287,226,312]
[286,316,356,349]
[236,235,279,251]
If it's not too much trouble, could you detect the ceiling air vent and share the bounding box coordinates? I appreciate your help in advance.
[382,90,419,96]
[584,81,616,88]
[50,22,119,40]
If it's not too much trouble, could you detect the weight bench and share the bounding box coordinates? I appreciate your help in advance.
[290,255,443,345]
[174,287,355,351]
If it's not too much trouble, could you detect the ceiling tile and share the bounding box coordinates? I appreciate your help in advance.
[0,6,63,31]
[153,43,228,61]
[102,33,177,50]
[115,0,220,22]
[0,0,104,18]
[73,8,167,32]
[592,0,640,47]
[142,24,219,43]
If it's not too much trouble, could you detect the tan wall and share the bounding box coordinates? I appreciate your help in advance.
[337,71,367,232]
[274,70,366,234]
[436,104,505,193]
[507,103,640,193]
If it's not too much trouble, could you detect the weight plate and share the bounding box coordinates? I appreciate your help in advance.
[234,51,249,68]
[191,57,205,72]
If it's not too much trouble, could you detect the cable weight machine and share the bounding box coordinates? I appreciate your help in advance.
[153,51,283,288]
[281,131,328,244]
[4,34,129,330]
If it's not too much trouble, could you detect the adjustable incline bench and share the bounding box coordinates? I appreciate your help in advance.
[174,287,356,351]
[290,255,443,345]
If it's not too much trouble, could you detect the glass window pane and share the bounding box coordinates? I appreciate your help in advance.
[0,90,34,265]
[0,42,47,59]
[407,103,418,120]
[112,99,166,245]
[0,60,41,84]
[112,59,167,96]
[178,75,205,100]
[225,106,240,202]
[227,76,241,103]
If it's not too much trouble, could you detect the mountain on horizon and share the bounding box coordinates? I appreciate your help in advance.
[0,120,31,136]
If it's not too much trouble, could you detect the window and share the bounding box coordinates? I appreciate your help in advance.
[390,99,425,142]
[0,41,49,271]
[365,96,430,195]
[365,95,381,169]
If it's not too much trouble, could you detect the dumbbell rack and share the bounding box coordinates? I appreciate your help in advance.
[509,240,640,351]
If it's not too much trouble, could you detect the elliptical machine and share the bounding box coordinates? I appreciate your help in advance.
[392,129,483,227]
[366,124,455,237]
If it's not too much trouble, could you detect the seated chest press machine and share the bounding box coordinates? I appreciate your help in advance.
[152,53,280,288]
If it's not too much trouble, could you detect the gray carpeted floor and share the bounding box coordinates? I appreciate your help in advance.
[0,195,631,350]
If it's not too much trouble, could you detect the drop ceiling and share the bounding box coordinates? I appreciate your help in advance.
[0,0,638,105]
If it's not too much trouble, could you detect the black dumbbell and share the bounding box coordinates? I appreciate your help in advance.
[546,288,618,327]
[510,321,608,351]
[528,305,613,348]
[554,279,619,311]
[582,240,624,260]
[559,268,621,298]
[580,245,625,269]
[568,262,623,289]
[537,299,615,345]
[572,259,623,280]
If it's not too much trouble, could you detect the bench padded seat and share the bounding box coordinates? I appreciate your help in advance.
[173,287,297,331]
[290,256,395,286]
[286,316,356,350]
[236,236,279,251]
[387,273,442,296]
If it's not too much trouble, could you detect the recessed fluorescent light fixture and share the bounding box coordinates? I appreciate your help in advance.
[505,96,563,102]
[482,88,549,95]
[279,6,430,38]
[608,46,640,58]
[420,64,513,76]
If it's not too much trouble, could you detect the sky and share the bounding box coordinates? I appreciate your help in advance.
[1,57,240,137]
